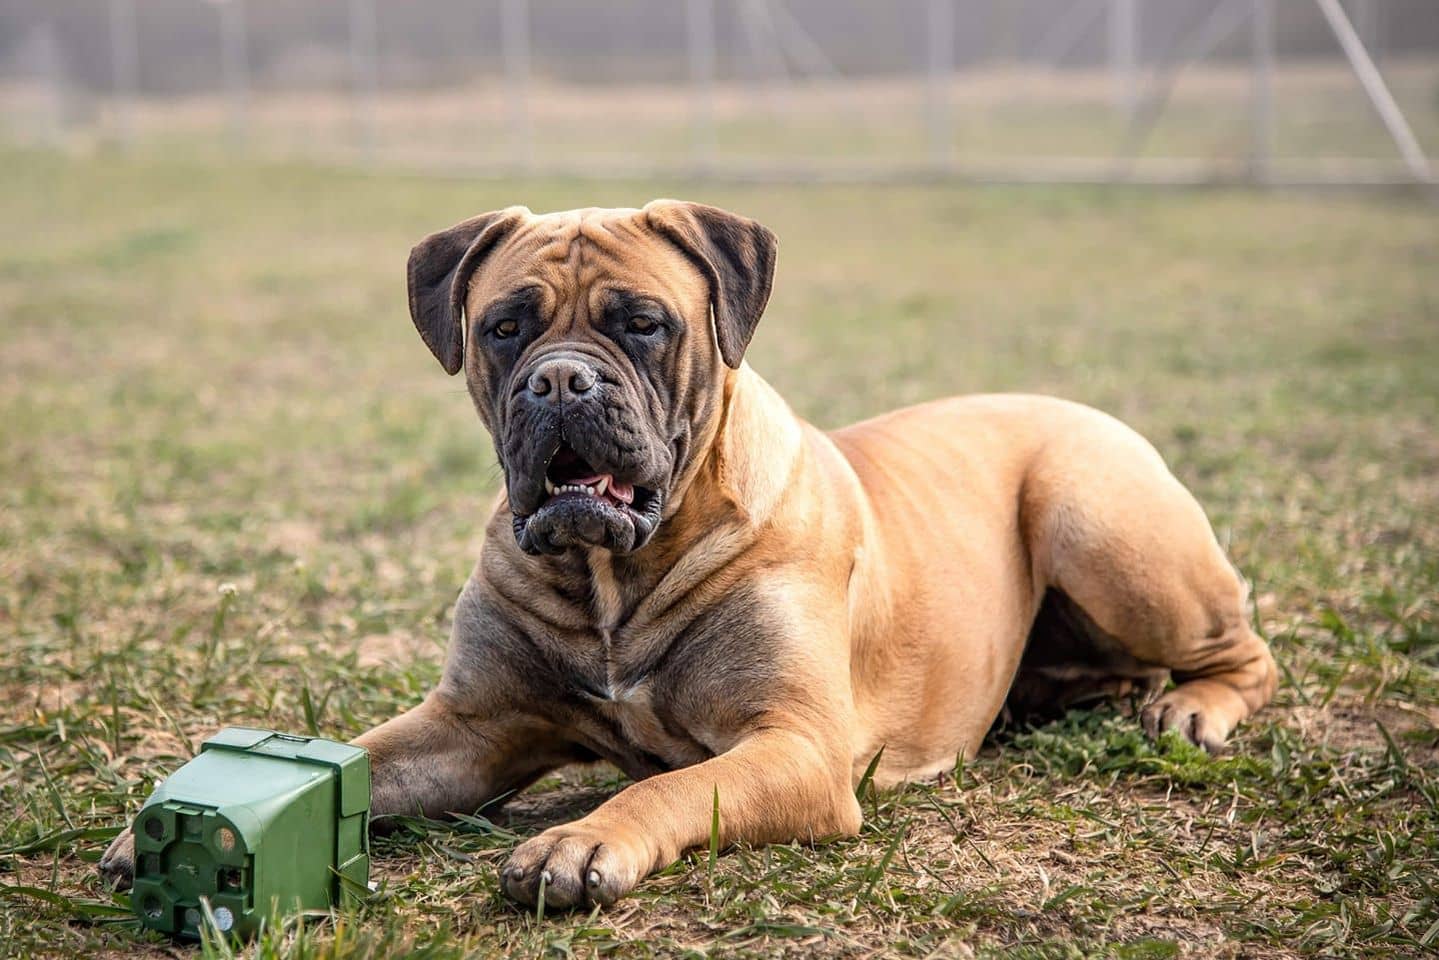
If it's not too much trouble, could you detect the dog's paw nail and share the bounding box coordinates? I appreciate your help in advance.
[540,869,552,884]
[587,870,601,887]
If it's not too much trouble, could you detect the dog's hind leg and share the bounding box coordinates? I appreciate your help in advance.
[1021,412,1278,752]
[1003,588,1170,728]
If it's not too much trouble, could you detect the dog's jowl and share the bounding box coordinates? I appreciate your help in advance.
[101,200,1277,909]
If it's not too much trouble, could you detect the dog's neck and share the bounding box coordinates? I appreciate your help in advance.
[712,363,805,524]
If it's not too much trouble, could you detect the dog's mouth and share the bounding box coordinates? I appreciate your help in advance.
[543,444,639,511]
[512,441,663,555]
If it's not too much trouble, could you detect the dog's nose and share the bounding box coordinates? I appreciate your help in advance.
[527,357,598,403]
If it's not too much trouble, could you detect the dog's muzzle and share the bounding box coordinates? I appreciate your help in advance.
[504,355,667,555]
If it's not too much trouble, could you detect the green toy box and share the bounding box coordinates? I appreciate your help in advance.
[128,727,370,939]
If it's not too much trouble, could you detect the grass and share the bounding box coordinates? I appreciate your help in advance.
[1,145,1437,959]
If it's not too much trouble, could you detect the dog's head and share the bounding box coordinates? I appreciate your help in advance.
[407,201,777,556]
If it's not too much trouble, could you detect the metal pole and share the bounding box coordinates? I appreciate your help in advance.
[1033,0,1106,68]
[769,2,840,81]
[926,0,955,170]
[1117,0,1248,178]
[348,0,379,161]
[218,0,248,148]
[1352,0,1381,66]
[686,0,717,172]
[39,21,65,146]
[738,0,789,91]
[1108,0,1137,121]
[108,0,138,145]
[1250,0,1274,182]
[1313,0,1431,182]
[502,0,532,171]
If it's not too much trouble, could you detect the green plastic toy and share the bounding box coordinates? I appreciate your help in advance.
[128,727,370,939]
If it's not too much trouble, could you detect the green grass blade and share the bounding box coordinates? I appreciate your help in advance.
[855,745,885,804]
[708,784,721,882]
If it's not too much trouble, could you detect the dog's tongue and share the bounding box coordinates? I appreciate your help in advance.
[574,474,635,505]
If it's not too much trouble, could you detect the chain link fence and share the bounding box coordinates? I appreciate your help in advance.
[1,0,1435,184]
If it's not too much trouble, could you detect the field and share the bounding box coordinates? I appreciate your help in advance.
[1,146,1437,958]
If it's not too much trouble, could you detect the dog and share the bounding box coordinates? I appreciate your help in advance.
[102,200,1276,910]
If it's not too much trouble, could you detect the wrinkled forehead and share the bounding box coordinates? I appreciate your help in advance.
[466,207,709,318]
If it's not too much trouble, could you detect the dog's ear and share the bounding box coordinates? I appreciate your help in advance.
[644,200,778,369]
[407,208,528,374]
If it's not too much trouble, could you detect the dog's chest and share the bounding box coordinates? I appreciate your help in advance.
[553,628,711,778]
[576,661,712,777]
[553,551,775,779]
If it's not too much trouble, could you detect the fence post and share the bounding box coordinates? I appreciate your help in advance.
[35,21,64,147]
[108,0,138,145]
[216,0,248,148]
[926,0,955,171]
[1250,0,1274,183]
[1034,0,1106,69]
[502,0,533,172]
[1108,0,1137,122]
[686,0,717,173]
[348,0,379,162]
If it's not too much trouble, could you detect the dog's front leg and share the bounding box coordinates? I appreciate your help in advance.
[98,693,564,890]
[357,691,572,823]
[500,723,861,908]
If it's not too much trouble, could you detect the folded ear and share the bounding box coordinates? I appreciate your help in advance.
[643,199,778,369]
[406,208,528,374]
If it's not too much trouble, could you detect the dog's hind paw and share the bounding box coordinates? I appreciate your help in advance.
[1141,689,1230,754]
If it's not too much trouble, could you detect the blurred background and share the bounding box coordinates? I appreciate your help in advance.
[3,5,1439,957]
[2,0,1437,184]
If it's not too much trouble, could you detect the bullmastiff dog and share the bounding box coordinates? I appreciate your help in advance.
[102,200,1277,909]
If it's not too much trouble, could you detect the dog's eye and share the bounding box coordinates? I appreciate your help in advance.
[627,314,661,335]
[492,318,519,339]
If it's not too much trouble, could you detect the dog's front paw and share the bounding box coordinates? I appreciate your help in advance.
[500,820,651,909]
[98,826,136,891]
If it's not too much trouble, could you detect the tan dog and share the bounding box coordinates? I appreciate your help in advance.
[102,201,1276,909]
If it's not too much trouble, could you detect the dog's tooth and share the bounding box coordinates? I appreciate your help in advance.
[545,479,555,496]
[596,476,609,496]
